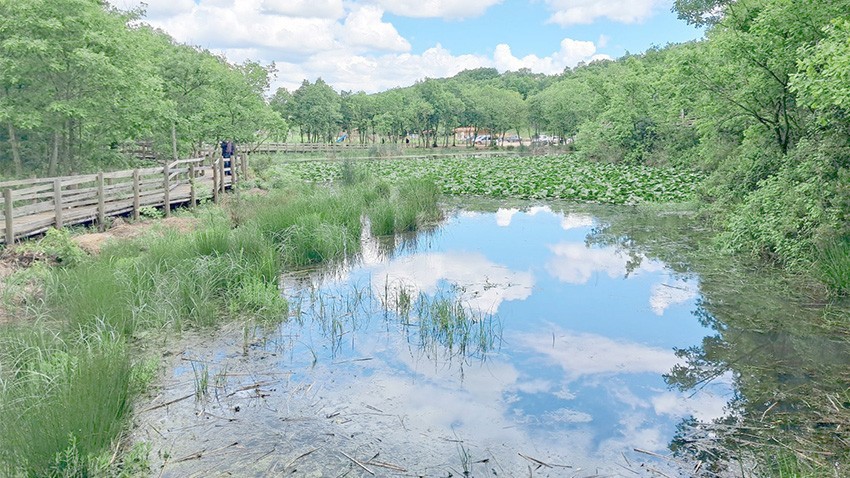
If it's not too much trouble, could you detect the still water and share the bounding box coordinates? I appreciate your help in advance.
[137,204,736,477]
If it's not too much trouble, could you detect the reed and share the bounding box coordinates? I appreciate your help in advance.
[0,326,131,477]
[816,237,850,295]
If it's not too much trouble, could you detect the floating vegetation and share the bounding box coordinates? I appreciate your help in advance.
[280,155,702,204]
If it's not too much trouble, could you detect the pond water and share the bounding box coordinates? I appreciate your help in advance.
[134,204,756,477]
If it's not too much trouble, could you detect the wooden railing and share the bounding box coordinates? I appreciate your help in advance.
[1,155,246,244]
[243,143,371,155]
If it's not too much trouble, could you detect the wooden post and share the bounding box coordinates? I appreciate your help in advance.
[4,188,13,244]
[163,162,171,218]
[241,153,248,179]
[218,158,222,193]
[212,157,220,204]
[132,169,140,221]
[232,155,239,186]
[97,172,105,231]
[53,179,63,229]
[189,162,196,209]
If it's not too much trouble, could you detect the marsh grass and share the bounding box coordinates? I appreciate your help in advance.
[0,326,131,477]
[816,238,850,295]
[368,178,443,236]
[413,293,501,359]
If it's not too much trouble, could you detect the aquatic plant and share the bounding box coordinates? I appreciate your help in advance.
[278,155,702,204]
[816,238,850,296]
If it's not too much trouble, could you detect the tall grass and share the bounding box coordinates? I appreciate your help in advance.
[368,178,442,236]
[413,293,501,360]
[816,238,850,295]
[0,326,131,477]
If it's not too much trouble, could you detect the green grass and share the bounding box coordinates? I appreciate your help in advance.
[412,292,502,360]
[0,326,131,477]
[816,238,850,295]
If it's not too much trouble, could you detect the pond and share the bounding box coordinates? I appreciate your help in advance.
[132,202,848,477]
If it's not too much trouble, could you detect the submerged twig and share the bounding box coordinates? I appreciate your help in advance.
[284,448,318,468]
[143,393,194,412]
[340,450,375,475]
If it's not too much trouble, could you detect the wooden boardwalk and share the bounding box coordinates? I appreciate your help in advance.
[1,156,245,244]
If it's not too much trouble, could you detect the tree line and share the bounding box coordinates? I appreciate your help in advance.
[2,0,849,277]
[0,0,283,177]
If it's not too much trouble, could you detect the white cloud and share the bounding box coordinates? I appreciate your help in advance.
[107,1,609,92]
[494,38,607,75]
[649,279,700,316]
[560,213,594,231]
[370,251,535,314]
[544,0,668,25]
[495,208,519,227]
[299,44,491,92]
[546,408,593,423]
[261,0,344,18]
[652,390,728,422]
[518,328,679,380]
[546,243,664,285]
[375,0,503,19]
[337,5,412,52]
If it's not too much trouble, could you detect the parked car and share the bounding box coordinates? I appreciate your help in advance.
[506,134,521,143]
[474,134,491,144]
[531,134,551,145]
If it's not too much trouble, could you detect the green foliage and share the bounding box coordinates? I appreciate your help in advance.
[720,164,824,266]
[137,205,164,220]
[793,18,850,126]
[16,228,86,266]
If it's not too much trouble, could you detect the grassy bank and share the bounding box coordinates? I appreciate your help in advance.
[0,176,441,476]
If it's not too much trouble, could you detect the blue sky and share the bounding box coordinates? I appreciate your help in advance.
[386,0,702,59]
[108,0,704,93]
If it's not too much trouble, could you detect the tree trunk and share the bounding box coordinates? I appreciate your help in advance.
[62,119,71,174]
[7,123,22,176]
[49,129,60,176]
[171,122,179,160]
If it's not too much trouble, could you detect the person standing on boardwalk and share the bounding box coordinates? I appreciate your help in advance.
[221,139,234,175]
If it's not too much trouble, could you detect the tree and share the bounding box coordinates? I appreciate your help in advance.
[0,0,162,175]
[792,18,850,136]
[291,79,341,142]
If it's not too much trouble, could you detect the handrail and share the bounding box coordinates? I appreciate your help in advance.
[1,155,242,244]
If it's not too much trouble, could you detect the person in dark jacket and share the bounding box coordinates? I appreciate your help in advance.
[221,140,234,175]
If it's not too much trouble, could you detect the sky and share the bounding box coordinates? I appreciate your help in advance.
[106,0,704,94]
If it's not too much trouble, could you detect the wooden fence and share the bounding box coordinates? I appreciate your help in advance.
[1,155,247,244]
[243,143,370,155]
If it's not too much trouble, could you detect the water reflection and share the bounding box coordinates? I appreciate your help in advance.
[136,204,739,477]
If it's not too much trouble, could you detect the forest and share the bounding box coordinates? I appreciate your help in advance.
[1,0,850,288]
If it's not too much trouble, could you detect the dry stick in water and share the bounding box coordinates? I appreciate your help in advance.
[340,451,375,475]
[143,393,194,412]
[517,452,574,469]
[284,448,318,468]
